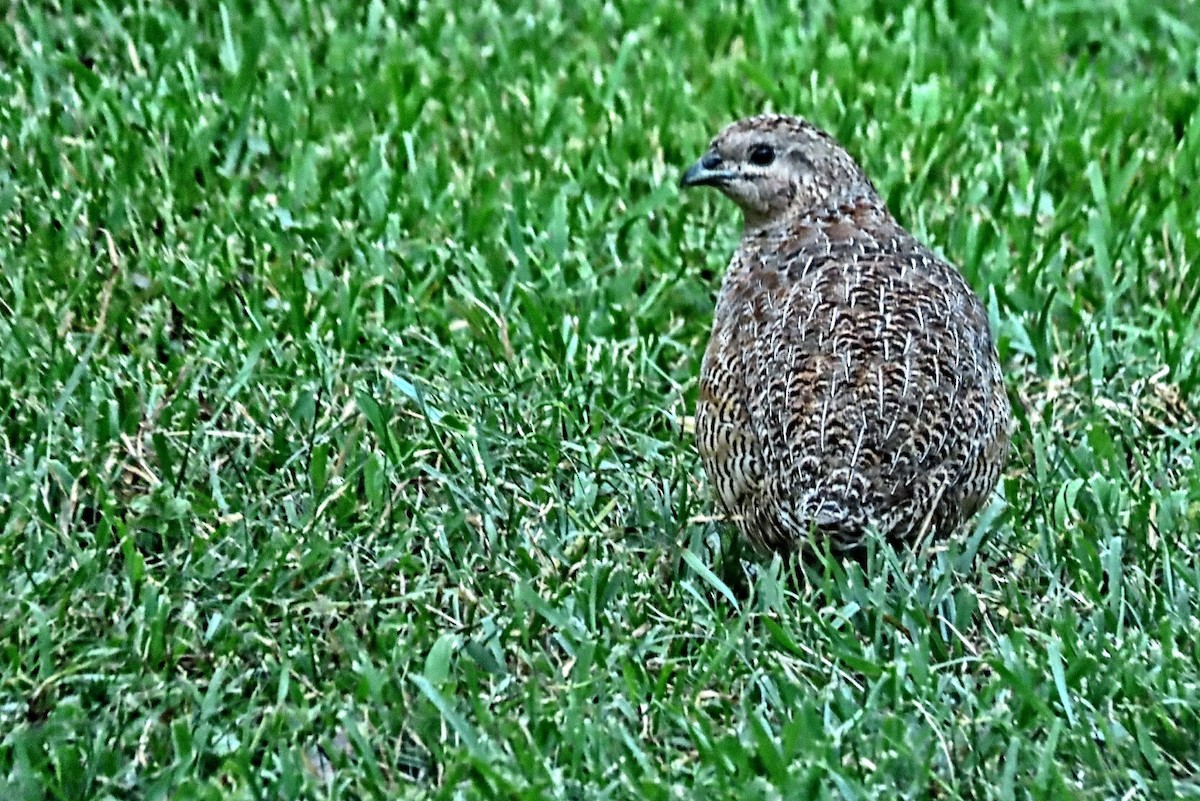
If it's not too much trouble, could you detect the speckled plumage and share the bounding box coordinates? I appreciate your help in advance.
[681,114,1011,556]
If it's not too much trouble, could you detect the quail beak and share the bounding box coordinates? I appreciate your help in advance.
[680,154,733,189]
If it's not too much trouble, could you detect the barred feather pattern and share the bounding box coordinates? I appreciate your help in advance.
[687,115,1011,555]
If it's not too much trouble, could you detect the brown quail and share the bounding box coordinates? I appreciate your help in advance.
[680,114,1011,556]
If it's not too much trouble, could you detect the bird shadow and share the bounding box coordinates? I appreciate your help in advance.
[700,513,1012,624]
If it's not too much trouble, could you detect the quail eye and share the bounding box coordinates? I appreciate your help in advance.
[749,144,775,166]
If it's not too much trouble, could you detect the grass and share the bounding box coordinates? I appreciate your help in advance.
[2,0,1200,798]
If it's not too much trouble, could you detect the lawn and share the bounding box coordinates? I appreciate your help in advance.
[3,0,1200,798]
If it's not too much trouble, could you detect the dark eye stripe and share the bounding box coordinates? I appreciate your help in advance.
[793,150,816,170]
